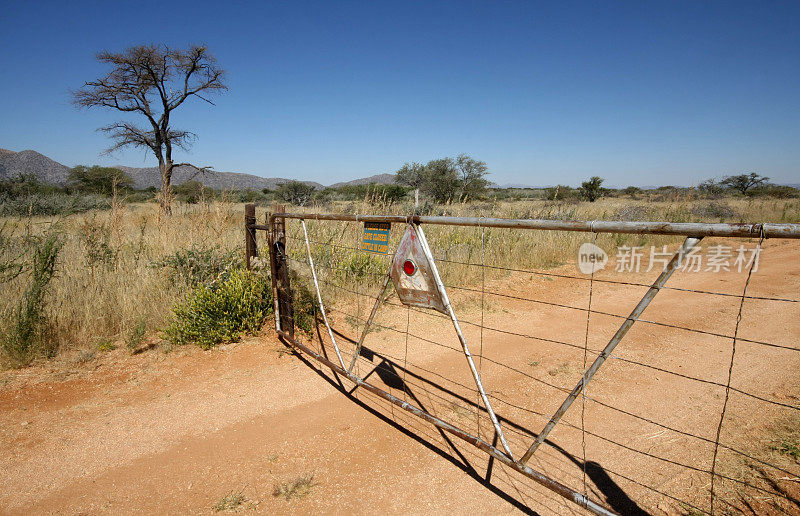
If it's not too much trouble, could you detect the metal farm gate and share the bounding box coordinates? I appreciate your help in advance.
[245,204,800,515]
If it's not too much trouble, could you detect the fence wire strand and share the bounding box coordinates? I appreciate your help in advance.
[710,231,765,514]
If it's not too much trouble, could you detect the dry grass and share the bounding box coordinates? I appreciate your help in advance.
[288,196,800,298]
[0,195,797,366]
[272,474,316,501]
[213,490,246,512]
[0,201,243,365]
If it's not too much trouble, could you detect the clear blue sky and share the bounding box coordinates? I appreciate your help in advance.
[1,0,798,187]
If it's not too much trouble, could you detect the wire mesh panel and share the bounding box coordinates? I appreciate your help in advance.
[262,210,800,515]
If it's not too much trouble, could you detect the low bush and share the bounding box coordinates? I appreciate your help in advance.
[544,185,579,201]
[126,319,147,352]
[291,275,317,334]
[0,192,109,216]
[614,205,653,221]
[154,246,241,287]
[750,184,800,199]
[164,269,273,349]
[1,232,63,365]
[690,201,739,221]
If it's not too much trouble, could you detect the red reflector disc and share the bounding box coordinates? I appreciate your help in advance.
[403,259,416,276]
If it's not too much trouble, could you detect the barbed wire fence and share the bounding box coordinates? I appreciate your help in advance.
[246,204,800,515]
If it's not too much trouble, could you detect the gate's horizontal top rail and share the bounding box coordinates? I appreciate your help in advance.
[261,212,800,239]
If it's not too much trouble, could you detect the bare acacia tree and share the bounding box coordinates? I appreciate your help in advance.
[73,44,227,214]
[721,172,770,195]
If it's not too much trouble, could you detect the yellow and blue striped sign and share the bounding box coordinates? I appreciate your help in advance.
[362,222,390,254]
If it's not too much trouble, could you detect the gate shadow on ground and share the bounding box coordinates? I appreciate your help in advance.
[282,324,647,515]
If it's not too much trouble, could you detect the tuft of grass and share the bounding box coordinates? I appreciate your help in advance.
[290,274,318,335]
[126,319,147,353]
[548,362,572,377]
[213,490,246,512]
[80,216,118,272]
[75,349,96,364]
[771,437,800,460]
[272,474,316,501]
[679,502,705,516]
[97,338,116,352]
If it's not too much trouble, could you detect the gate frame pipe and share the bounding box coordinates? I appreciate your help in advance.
[262,213,800,239]
[300,220,348,370]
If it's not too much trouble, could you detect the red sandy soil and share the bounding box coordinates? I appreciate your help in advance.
[1,239,799,515]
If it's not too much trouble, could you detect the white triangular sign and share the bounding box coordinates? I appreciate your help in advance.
[390,225,447,314]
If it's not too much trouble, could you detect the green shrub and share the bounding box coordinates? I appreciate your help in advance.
[0,174,62,197]
[0,192,109,216]
[339,252,384,282]
[1,232,63,365]
[691,201,739,222]
[750,184,800,199]
[165,269,273,349]
[68,165,134,194]
[153,246,241,287]
[126,319,147,352]
[544,185,578,201]
[291,275,317,334]
[125,190,157,203]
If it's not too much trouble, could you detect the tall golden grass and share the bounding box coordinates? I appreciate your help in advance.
[1,195,798,366]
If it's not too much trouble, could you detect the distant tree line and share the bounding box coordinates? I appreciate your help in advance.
[2,165,797,217]
[535,172,795,202]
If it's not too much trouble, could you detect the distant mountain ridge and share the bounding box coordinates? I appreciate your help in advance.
[0,148,393,190]
[328,173,395,188]
[115,165,323,191]
[0,149,71,186]
[7,148,795,191]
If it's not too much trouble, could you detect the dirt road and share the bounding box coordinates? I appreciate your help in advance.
[2,239,799,514]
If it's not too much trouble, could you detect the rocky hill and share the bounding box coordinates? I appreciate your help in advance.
[115,165,323,190]
[0,149,71,185]
[328,173,396,188]
[0,148,387,190]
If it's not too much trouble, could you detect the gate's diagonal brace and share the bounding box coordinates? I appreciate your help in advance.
[301,220,348,371]
[415,224,516,460]
[347,273,392,374]
[519,236,703,465]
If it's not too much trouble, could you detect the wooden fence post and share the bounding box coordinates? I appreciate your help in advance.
[268,204,294,338]
[245,203,257,270]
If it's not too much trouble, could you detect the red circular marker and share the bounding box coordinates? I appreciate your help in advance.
[403,259,416,276]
